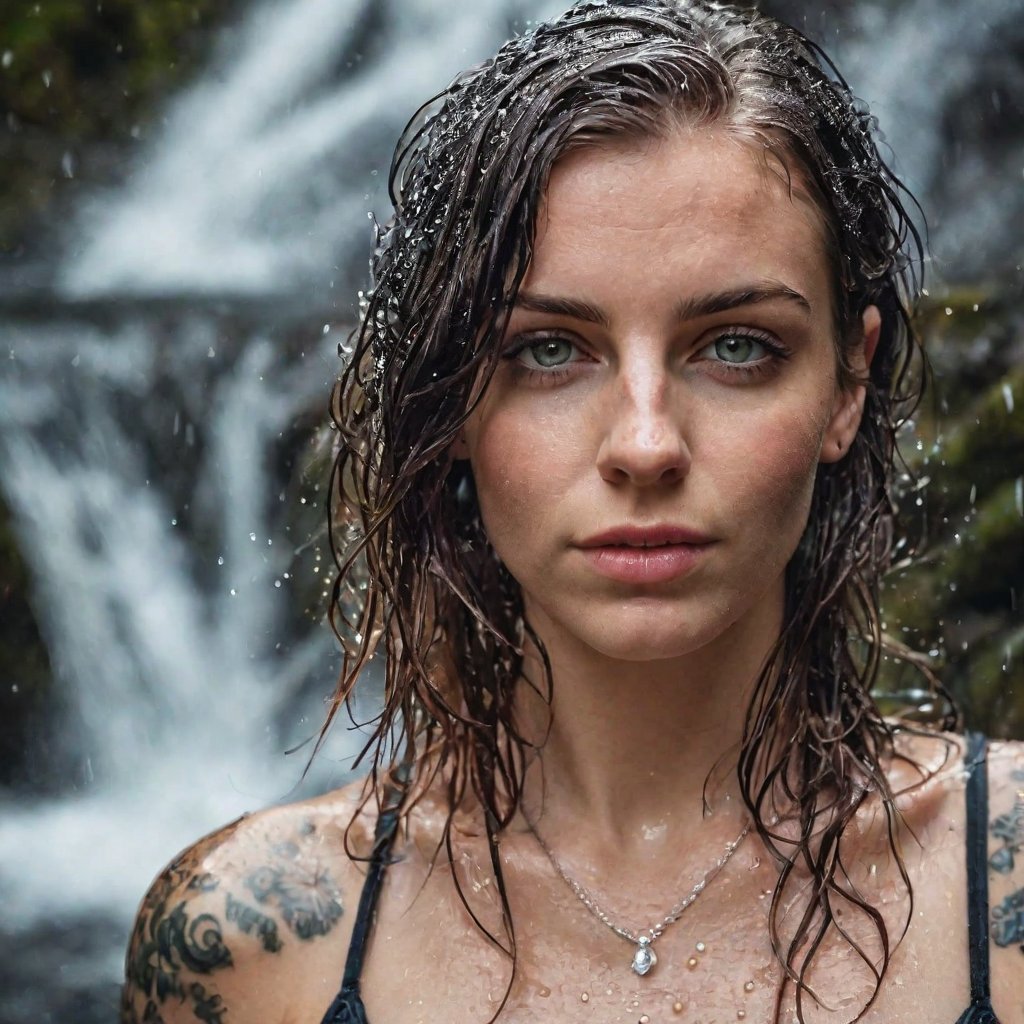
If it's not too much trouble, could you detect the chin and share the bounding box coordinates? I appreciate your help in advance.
[565,610,734,663]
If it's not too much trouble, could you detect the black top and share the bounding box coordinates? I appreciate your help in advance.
[320,732,999,1024]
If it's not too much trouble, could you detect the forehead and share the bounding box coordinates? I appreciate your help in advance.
[527,128,832,318]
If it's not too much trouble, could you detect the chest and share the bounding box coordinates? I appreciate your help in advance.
[358,831,971,1024]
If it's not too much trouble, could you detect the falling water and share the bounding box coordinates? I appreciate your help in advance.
[0,0,1020,1019]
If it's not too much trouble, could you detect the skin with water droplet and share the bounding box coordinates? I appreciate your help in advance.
[118,730,1024,1023]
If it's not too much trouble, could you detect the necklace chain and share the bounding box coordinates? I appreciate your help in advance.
[526,813,751,973]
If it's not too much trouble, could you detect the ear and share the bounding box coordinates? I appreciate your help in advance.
[819,304,881,464]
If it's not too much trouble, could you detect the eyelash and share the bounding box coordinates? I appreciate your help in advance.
[502,328,791,385]
[501,334,584,385]
[700,328,791,380]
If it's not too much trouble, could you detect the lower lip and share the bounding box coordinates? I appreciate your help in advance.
[578,544,711,584]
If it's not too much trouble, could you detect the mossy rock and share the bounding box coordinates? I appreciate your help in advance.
[0,0,238,253]
[922,365,1024,518]
[0,492,54,786]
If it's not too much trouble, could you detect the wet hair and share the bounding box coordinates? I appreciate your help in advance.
[326,2,956,1020]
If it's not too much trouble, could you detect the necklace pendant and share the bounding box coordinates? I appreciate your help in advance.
[631,937,657,976]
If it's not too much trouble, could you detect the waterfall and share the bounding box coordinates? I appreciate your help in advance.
[0,0,1019,1019]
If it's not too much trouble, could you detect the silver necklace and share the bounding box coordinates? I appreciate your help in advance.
[527,815,751,977]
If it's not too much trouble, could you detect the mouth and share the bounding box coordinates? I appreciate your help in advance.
[576,525,715,549]
[574,526,715,584]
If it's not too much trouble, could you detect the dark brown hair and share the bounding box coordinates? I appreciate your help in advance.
[326,2,955,1020]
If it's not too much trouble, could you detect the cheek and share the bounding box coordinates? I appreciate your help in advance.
[710,400,827,536]
[465,402,581,559]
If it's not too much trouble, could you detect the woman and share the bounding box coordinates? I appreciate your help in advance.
[121,3,1024,1022]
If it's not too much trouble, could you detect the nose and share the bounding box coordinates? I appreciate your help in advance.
[595,363,690,487]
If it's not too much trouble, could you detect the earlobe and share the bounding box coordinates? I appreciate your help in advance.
[820,304,881,464]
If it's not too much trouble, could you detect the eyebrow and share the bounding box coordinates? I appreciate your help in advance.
[514,282,812,327]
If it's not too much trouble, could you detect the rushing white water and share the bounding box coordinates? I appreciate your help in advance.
[64,0,564,299]
[0,0,562,940]
[0,0,1019,1017]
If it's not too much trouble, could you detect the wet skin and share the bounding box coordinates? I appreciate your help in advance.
[457,128,869,668]
[120,738,1024,1024]
[122,130,1024,1023]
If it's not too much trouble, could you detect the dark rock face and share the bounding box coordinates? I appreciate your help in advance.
[0,916,124,1024]
[0,493,54,788]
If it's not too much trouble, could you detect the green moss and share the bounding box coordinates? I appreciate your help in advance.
[924,366,1024,516]
[880,289,1023,733]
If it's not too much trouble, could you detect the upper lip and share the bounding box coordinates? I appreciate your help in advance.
[576,524,715,548]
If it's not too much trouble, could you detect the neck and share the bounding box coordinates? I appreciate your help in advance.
[514,594,784,857]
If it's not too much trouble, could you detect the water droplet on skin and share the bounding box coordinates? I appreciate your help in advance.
[687,956,699,969]
[695,941,706,952]
[744,980,755,993]
[580,992,589,1003]
[673,1001,685,1014]
[249,532,257,541]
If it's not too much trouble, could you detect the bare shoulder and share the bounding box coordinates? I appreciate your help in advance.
[889,731,1024,1014]
[983,737,1024,1018]
[121,778,378,1024]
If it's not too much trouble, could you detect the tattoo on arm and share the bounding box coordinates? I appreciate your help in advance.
[122,860,232,1023]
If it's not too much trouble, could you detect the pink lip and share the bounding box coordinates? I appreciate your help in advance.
[578,525,714,548]
[575,525,715,584]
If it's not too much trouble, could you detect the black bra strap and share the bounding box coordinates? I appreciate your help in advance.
[340,775,407,993]
[964,731,992,1007]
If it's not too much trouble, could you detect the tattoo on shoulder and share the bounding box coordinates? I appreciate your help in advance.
[989,772,1024,953]
[244,842,344,940]
[123,854,232,1023]
[989,782,1024,875]
[992,888,1024,949]
[225,892,283,952]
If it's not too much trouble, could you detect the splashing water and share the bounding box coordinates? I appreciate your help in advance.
[0,0,1019,1019]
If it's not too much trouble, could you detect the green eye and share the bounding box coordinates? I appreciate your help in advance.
[713,335,765,363]
[527,339,575,367]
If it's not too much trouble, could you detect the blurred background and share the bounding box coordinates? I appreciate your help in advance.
[0,0,1021,1020]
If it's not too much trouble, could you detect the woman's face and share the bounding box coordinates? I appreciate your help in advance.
[458,127,875,662]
